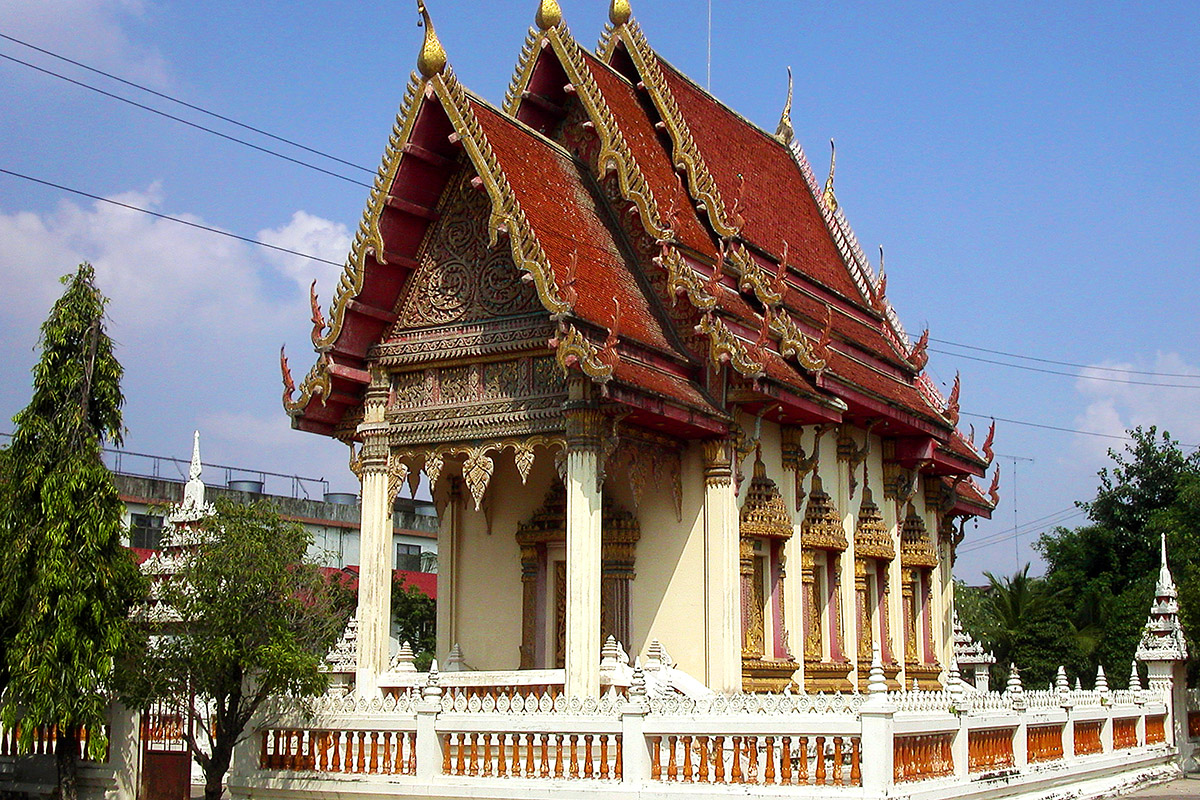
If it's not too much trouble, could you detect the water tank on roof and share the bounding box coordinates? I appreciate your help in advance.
[324,492,358,505]
[229,479,264,494]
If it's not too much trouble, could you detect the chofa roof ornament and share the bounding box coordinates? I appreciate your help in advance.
[610,0,632,26]
[416,1,447,78]
[535,0,562,31]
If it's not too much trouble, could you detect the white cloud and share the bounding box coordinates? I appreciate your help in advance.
[258,211,351,293]
[1072,353,1200,460]
[0,186,353,488]
[0,0,169,86]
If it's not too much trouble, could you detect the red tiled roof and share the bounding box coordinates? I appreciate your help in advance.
[470,100,676,356]
[652,57,867,305]
[578,51,713,257]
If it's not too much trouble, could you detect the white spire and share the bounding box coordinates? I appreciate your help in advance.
[169,430,215,524]
[1156,532,1177,598]
[1136,533,1188,663]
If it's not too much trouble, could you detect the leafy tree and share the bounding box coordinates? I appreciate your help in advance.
[122,499,352,800]
[1036,427,1200,686]
[0,264,146,800]
[967,565,1083,689]
[392,576,436,671]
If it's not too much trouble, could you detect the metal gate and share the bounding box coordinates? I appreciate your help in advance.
[139,703,190,800]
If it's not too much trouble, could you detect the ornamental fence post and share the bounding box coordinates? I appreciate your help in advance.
[416,663,442,781]
[952,711,969,781]
[621,663,651,785]
[859,652,894,793]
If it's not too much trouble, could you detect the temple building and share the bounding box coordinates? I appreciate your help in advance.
[281,0,998,699]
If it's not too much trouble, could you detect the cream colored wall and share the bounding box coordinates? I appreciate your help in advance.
[622,443,708,677]
[452,453,558,671]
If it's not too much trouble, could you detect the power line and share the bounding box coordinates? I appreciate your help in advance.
[931,347,1200,389]
[932,336,1200,379]
[0,32,375,176]
[5,34,1197,396]
[5,163,1199,455]
[959,412,1200,449]
[958,506,1086,555]
[0,167,344,267]
[0,51,372,190]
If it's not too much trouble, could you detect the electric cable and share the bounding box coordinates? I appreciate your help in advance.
[0,32,376,176]
[0,51,372,189]
[0,167,344,267]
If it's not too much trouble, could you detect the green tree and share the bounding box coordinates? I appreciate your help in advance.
[0,264,146,800]
[122,500,352,800]
[969,565,1082,689]
[1036,427,1200,685]
[392,576,436,671]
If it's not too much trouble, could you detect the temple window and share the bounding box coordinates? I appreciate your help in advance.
[738,450,798,692]
[515,485,639,670]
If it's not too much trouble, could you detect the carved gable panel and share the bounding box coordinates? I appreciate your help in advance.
[393,171,541,329]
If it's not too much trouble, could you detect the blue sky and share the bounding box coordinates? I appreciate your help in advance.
[0,0,1197,582]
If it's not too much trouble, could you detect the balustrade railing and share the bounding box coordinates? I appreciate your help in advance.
[1027,723,1064,763]
[1113,717,1138,750]
[1074,720,1103,756]
[0,722,108,761]
[893,733,953,782]
[968,727,1015,772]
[441,732,619,780]
[259,728,417,775]
[1149,714,1167,745]
[649,733,860,787]
[243,673,1178,797]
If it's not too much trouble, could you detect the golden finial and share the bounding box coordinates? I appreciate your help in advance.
[775,67,794,144]
[416,1,447,79]
[610,0,632,26]
[536,0,562,30]
[823,139,838,212]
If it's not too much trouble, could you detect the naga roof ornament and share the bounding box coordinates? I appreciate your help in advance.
[823,139,838,212]
[416,1,447,78]
[775,67,795,144]
[535,0,562,31]
[610,0,632,26]
[982,420,996,464]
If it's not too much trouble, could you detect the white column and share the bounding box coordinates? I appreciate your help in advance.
[565,402,604,699]
[435,478,460,663]
[355,376,393,695]
[702,438,742,693]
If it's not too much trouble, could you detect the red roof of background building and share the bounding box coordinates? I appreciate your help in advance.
[321,566,437,600]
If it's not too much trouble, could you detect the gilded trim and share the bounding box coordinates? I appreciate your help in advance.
[696,313,763,378]
[611,22,739,239]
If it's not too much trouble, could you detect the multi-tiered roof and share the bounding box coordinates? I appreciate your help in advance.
[281,0,995,519]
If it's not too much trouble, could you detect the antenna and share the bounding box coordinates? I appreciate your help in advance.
[707,0,713,90]
[996,453,1034,569]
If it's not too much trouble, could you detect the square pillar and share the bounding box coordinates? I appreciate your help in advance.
[355,377,395,694]
[565,403,604,699]
[702,438,742,693]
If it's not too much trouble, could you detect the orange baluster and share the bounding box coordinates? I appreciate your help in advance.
[730,737,743,784]
[541,733,550,778]
[850,737,861,785]
[555,734,564,779]
[682,735,693,783]
[713,736,725,783]
[814,736,826,785]
[764,737,775,785]
[667,735,678,781]
[570,734,579,779]
[832,737,843,785]
[780,736,792,785]
[698,736,710,783]
[525,733,535,778]
[600,735,609,779]
[746,736,758,784]
[584,734,594,779]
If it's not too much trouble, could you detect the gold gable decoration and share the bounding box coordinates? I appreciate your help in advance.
[854,488,894,561]
[739,451,792,540]
[801,475,847,551]
[900,504,938,569]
